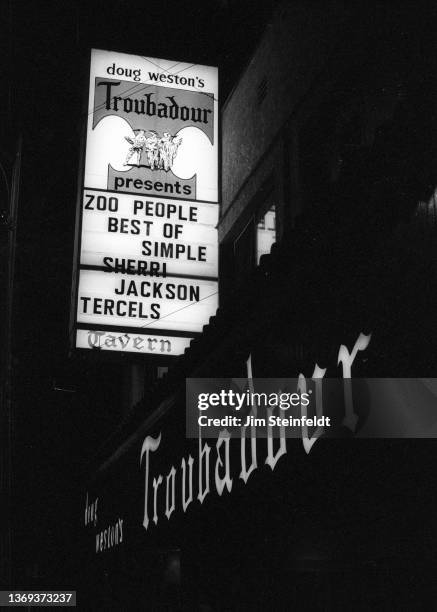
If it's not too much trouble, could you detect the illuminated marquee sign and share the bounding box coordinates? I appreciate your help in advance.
[72,49,219,355]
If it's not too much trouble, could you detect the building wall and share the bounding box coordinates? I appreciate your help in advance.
[221,2,348,230]
[220,2,437,309]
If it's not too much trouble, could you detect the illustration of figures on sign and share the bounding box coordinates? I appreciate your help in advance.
[124,130,147,166]
[124,130,182,171]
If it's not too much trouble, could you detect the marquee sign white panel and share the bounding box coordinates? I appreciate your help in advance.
[77,270,218,333]
[76,329,192,356]
[80,190,218,277]
[85,49,218,202]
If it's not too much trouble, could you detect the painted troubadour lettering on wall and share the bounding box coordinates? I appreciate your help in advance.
[139,334,372,531]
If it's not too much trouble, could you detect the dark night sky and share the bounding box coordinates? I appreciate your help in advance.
[5,0,280,583]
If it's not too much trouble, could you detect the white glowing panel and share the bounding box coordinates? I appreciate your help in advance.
[77,270,218,333]
[76,329,192,356]
[72,49,219,353]
[85,49,218,203]
[80,190,218,277]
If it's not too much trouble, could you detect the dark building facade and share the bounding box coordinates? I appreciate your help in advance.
[80,4,437,610]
